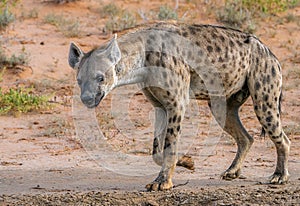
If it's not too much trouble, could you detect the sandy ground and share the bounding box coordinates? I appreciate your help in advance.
[0,0,300,205]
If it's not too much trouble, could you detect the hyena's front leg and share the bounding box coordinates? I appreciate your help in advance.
[146,107,184,191]
[152,107,194,170]
[152,107,167,166]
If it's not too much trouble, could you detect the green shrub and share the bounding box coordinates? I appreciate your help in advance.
[100,3,121,18]
[44,14,80,37]
[216,0,255,33]
[241,0,299,14]
[100,3,136,32]
[217,0,299,32]
[0,7,14,30]
[105,11,136,32]
[0,47,29,69]
[157,5,178,20]
[0,87,51,115]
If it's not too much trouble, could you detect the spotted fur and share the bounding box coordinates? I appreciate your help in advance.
[68,22,290,191]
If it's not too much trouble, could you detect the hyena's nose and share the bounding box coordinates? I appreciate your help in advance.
[80,93,95,105]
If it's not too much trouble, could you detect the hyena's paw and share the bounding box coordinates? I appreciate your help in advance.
[221,169,241,180]
[270,172,290,184]
[176,155,195,170]
[145,180,173,191]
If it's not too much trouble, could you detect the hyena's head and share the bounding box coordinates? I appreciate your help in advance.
[68,35,121,108]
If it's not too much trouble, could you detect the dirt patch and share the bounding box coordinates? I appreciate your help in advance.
[0,0,300,205]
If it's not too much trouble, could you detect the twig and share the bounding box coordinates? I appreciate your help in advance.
[173,180,190,188]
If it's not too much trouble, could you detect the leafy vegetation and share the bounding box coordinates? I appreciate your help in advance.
[0,46,29,69]
[100,3,136,32]
[44,14,80,37]
[0,0,17,30]
[216,0,299,33]
[241,0,299,14]
[216,0,255,33]
[157,5,178,20]
[0,87,51,115]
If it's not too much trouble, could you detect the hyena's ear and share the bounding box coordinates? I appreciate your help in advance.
[68,42,84,69]
[98,34,121,65]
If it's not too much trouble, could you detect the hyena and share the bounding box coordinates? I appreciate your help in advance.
[68,22,290,191]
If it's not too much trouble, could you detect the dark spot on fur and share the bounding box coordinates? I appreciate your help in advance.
[271,66,276,77]
[263,94,269,101]
[266,116,273,122]
[146,53,151,61]
[272,124,277,133]
[162,72,167,79]
[162,42,166,50]
[189,27,196,35]
[149,34,156,40]
[168,128,174,135]
[229,40,235,47]
[172,56,177,65]
[156,60,160,67]
[182,31,189,37]
[167,91,170,96]
[177,125,180,132]
[173,115,177,123]
[207,45,213,53]
[255,81,261,90]
[177,116,181,123]
[164,137,171,149]
[244,37,250,44]
[220,35,225,42]
[262,104,267,112]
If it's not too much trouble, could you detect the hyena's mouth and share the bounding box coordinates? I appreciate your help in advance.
[94,91,105,107]
[84,92,105,108]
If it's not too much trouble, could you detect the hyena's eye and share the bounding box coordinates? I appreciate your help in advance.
[77,78,82,85]
[96,74,105,83]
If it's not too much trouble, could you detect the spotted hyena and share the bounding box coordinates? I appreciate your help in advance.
[68,22,290,191]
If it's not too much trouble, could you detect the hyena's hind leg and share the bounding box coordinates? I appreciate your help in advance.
[142,88,194,170]
[248,61,290,184]
[209,86,254,180]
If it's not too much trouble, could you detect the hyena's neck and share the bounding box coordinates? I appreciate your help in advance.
[114,34,147,87]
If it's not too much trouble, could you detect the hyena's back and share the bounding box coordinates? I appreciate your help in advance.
[139,23,264,99]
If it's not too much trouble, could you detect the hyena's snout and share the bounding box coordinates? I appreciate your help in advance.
[80,91,105,108]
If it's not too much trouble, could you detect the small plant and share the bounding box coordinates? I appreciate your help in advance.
[100,3,136,32]
[0,0,19,30]
[105,11,136,32]
[285,13,297,23]
[157,5,178,20]
[20,8,38,19]
[0,7,14,30]
[216,0,256,33]
[100,3,121,18]
[0,87,51,115]
[241,0,300,15]
[44,14,80,37]
[0,46,29,69]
